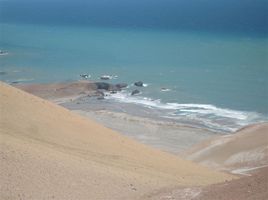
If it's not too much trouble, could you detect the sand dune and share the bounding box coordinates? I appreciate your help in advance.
[0,82,233,199]
[184,123,268,175]
[146,166,268,200]
[195,166,268,200]
[143,124,268,200]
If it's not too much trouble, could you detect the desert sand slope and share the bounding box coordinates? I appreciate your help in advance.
[145,166,268,200]
[195,166,268,200]
[184,123,268,174]
[0,82,233,200]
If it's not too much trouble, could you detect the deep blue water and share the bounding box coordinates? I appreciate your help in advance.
[1,0,267,36]
[0,0,267,132]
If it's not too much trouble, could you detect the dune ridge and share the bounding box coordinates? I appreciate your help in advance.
[184,123,268,175]
[0,82,234,199]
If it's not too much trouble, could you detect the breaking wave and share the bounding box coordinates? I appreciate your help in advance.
[105,91,267,133]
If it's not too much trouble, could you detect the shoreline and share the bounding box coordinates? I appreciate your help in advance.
[15,80,267,155]
[1,82,236,200]
[2,81,268,200]
[15,81,222,154]
[72,109,217,154]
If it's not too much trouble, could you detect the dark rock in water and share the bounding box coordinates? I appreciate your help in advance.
[0,50,8,56]
[131,89,140,96]
[134,81,144,87]
[95,82,111,90]
[110,91,117,94]
[0,71,7,75]
[112,83,128,91]
[97,96,105,100]
[100,77,109,80]
[108,85,118,91]
[11,81,19,84]
[95,82,128,92]
[115,83,128,89]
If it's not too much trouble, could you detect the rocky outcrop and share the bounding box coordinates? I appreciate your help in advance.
[95,82,127,91]
[95,82,111,90]
[131,89,140,96]
[115,83,128,89]
[134,81,144,87]
[95,90,105,96]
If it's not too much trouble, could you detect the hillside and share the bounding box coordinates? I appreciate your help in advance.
[0,82,233,199]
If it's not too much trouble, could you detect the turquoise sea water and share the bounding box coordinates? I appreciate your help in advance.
[0,22,267,132]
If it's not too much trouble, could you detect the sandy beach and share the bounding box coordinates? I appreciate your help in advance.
[1,81,267,199]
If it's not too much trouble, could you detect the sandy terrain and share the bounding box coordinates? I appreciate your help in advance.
[183,123,268,174]
[196,166,268,200]
[146,167,268,200]
[0,82,234,200]
[142,123,268,200]
[17,81,218,154]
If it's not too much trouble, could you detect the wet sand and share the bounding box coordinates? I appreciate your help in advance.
[73,109,216,154]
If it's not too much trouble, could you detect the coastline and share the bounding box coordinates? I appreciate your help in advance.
[16,81,221,154]
[1,2,267,198]
[73,109,216,154]
[15,80,267,154]
[1,82,235,200]
[2,81,268,200]
[17,80,267,133]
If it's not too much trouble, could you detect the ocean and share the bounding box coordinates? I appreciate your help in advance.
[0,0,267,133]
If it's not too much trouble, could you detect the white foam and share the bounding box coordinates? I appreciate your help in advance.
[99,75,118,80]
[143,83,149,87]
[161,88,171,92]
[8,78,35,83]
[105,91,267,132]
